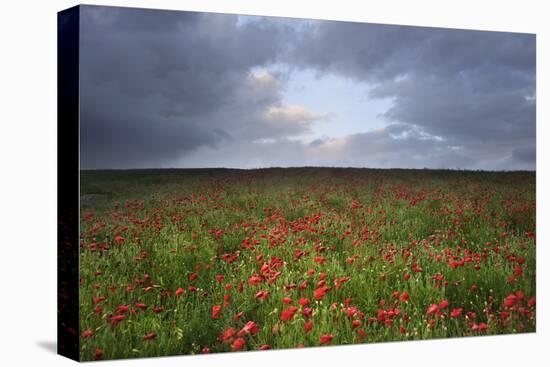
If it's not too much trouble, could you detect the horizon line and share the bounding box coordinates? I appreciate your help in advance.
[79,166,536,173]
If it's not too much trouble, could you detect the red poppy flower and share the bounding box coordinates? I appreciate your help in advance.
[93,296,106,304]
[304,320,313,333]
[215,274,225,283]
[281,306,299,321]
[298,298,310,306]
[472,323,488,332]
[439,300,450,309]
[503,293,518,308]
[232,337,246,351]
[135,302,147,310]
[401,292,409,302]
[255,290,269,300]
[427,304,438,314]
[450,308,462,318]
[143,332,157,340]
[248,275,264,286]
[81,329,94,338]
[201,346,211,354]
[314,286,331,300]
[108,314,126,326]
[320,334,334,345]
[302,307,313,318]
[351,319,362,329]
[219,327,236,344]
[238,321,260,336]
[314,256,326,265]
[212,305,222,319]
[282,297,292,304]
[175,287,185,296]
[93,348,104,360]
[259,345,271,350]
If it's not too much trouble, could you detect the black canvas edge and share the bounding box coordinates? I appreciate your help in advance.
[58,4,80,362]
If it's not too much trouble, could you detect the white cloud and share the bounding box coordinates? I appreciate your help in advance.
[264,104,328,124]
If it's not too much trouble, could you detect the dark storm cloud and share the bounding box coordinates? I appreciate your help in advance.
[512,144,536,163]
[80,6,535,170]
[290,22,536,169]
[80,5,311,168]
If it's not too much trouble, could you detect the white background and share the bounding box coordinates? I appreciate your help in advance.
[0,0,547,365]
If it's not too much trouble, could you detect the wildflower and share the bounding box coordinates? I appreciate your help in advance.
[304,320,313,333]
[450,308,463,318]
[143,332,157,341]
[212,305,222,319]
[81,329,94,338]
[503,293,518,308]
[93,296,106,304]
[237,321,260,337]
[427,304,438,314]
[219,327,236,344]
[255,290,269,300]
[281,306,299,321]
[232,337,246,351]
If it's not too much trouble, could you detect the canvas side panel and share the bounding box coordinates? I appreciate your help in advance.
[57,5,80,362]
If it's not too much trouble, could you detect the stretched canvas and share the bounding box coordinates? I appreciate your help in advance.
[58,4,536,362]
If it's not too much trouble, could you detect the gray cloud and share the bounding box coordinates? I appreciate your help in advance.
[175,124,483,170]
[512,144,536,163]
[80,6,310,168]
[289,22,536,169]
[79,6,535,170]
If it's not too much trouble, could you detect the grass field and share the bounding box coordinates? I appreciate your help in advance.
[78,168,536,361]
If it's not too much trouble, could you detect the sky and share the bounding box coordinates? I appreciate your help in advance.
[79,5,536,170]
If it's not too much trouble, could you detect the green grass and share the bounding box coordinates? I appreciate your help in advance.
[78,168,536,360]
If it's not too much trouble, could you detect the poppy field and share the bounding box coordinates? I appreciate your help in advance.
[78,168,536,361]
